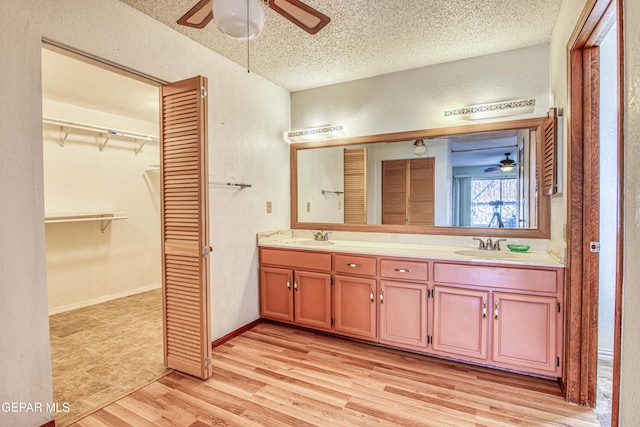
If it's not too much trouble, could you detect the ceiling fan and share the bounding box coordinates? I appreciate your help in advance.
[484,153,517,173]
[177,0,331,39]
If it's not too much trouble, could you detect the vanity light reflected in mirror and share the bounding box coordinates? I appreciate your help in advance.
[413,139,428,156]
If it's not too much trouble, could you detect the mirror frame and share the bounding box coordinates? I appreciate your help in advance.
[290,117,550,238]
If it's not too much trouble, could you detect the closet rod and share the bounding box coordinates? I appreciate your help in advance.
[44,118,158,141]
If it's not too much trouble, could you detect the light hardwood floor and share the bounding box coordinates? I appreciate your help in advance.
[73,322,599,426]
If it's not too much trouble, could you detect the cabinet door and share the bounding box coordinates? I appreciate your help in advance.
[492,292,558,375]
[432,286,489,360]
[379,280,428,348]
[260,267,293,322]
[334,275,377,341]
[294,271,332,330]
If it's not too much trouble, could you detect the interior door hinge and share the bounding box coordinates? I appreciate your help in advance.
[590,241,601,253]
[201,86,208,99]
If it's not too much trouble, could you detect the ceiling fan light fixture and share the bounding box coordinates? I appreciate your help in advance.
[499,164,514,172]
[213,0,266,40]
[413,139,428,156]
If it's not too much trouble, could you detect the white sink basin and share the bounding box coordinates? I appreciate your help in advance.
[454,249,527,260]
[284,239,335,247]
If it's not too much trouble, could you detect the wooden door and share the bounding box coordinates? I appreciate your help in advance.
[492,292,558,375]
[382,160,407,224]
[344,148,368,224]
[379,280,428,348]
[407,158,435,225]
[432,286,488,360]
[260,267,294,322]
[294,270,332,330]
[334,275,377,341]
[160,76,211,379]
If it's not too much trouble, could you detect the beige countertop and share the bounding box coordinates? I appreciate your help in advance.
[257,233,564,268]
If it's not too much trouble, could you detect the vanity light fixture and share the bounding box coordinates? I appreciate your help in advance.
[213,0,266,39]
[413,139,428,156]
[444,98,536,120]
[285,124,345,143]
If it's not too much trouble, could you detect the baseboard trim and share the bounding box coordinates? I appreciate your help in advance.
[48,284,161,315]
[212,320,260,349]
[40,420,55,427]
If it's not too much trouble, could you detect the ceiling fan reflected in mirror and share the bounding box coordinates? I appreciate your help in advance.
[484,153,516,173]
[177,0,331,39]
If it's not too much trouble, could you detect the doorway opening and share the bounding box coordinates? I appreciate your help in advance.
[41,44,166,426]
[566,1,623,426]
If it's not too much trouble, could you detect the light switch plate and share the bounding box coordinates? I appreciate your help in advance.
[306,202,311,212]
[266,201,272,214]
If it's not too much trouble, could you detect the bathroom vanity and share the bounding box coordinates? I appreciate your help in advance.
[258,236,564,378]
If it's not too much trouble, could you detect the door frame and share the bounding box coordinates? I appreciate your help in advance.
[565,0,623,423]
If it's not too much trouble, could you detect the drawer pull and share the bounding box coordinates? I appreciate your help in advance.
[494,301,499,320]
[482,300,487,320]
[394,268,413,273]
[287,278,291,290]
[294,280,298,291]
[347,263,363,268]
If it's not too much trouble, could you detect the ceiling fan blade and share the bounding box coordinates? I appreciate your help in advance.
[177,0,213,29]
[269,0,330,34]
[484,166,500,173]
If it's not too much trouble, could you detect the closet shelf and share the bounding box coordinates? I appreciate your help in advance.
[43,117,159,155]
[45,212,128,233]
[322,189,344,196]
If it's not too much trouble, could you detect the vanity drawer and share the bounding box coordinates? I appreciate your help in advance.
[380,258,428,281]
[334,254,377,277]
[433,263,558,293]
[260,248,331,271]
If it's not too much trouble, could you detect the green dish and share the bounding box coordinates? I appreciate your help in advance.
[507,244,530,252]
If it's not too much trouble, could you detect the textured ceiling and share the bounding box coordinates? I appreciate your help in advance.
[118,0,563,92]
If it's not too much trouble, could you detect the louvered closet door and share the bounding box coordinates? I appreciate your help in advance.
[161,76,211,379]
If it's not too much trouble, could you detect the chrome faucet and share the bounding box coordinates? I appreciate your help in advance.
[472,237,506,251]
[311,231,331,241]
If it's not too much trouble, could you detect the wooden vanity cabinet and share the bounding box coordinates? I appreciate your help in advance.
[259,248,332,331]
[433,262,563,377]
[333,254,377,341]
[259,246,564,378]
[431,286,489,361]
[378,258,429,350]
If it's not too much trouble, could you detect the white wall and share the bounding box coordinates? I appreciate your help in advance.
[43,100,161,313]
[597,25,617,357]
[620,0,640,423]
[291,45,550,137]
[0,1,290,425]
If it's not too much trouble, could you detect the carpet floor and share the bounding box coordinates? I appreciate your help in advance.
[49,289,170,426]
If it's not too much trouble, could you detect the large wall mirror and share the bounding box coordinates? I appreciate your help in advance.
[291,117,552,238]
